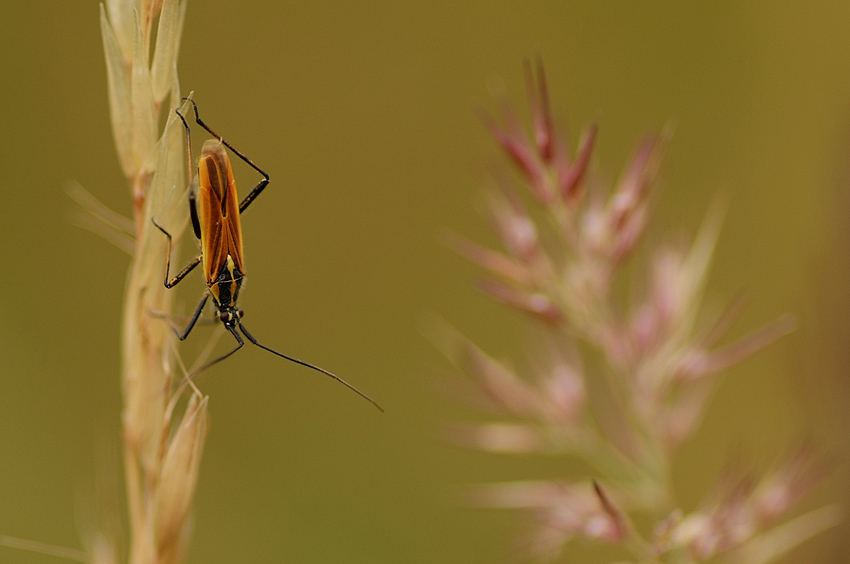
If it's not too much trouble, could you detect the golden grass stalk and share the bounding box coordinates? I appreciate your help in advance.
[100,2,206,563]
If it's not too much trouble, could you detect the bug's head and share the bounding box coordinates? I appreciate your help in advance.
[218,307,244,328]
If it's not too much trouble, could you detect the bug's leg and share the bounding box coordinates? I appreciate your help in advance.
[150,293,210,340]
[151,218,202,288]
[191,325,245,377]
[176,294,210,340]
[192,315,219,326]
[238,323,384,412]
[188,185,201,240]
[175,107,202,239]
[183,98,270,213]
[234,165,270,214]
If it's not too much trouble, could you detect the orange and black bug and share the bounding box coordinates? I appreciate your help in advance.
[153,100,382,411]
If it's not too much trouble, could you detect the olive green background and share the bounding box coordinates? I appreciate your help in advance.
[1,2,849,563]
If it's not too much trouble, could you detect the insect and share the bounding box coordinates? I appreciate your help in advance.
[153,99,382,411]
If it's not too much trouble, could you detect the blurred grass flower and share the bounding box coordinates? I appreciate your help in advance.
[445,60,838,562]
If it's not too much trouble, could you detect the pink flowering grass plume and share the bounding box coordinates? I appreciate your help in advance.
[655,448,836,562]
[443,60,838,562]
[468,480,639,558]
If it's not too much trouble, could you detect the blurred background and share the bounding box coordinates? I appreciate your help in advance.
[1,1,849,562]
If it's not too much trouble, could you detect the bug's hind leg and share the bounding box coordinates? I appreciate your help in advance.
[175,106,203,239]
[182,98,270,213]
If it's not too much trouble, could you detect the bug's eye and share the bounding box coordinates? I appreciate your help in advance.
[238,309,245,318]
[219,311,229,322]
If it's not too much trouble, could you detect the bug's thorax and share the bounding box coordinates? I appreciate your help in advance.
[209,253,244,310]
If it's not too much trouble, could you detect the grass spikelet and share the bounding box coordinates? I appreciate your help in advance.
[99,2,204,563]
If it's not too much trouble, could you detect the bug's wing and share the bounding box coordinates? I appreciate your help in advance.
[198,142,230,284]
[222,156,245,274]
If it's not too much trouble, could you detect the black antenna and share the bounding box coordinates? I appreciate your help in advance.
[238,323,384,412]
